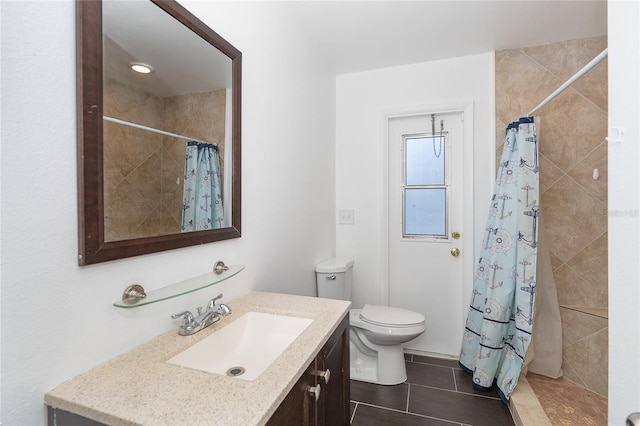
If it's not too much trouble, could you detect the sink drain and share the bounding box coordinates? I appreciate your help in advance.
[226,366,245,377]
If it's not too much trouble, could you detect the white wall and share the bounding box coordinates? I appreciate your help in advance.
[335,53,494,312]
[607,0,640,423]
[4,1,636,423]
[0,2,336,424]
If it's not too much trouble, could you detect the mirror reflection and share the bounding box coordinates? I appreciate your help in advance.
[77,0,241,265]
[102,1,233,241]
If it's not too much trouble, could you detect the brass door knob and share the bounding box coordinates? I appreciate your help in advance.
[451,248,461,257]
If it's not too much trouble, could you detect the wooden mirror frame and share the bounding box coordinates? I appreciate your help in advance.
[77,0,241,265]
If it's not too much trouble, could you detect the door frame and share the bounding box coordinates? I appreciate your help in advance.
[378,101,476,340]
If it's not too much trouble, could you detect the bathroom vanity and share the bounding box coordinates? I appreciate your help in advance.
[45,292,351,425]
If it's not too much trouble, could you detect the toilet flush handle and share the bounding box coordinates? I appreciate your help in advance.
[326,275,337,280]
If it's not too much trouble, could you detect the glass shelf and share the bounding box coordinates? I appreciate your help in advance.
[113,264,245,308]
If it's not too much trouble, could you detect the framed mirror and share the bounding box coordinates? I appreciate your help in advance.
[77,0,241,265]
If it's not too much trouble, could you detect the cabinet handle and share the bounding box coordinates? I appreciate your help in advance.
[307,384,321,401]
[318,369,330,385]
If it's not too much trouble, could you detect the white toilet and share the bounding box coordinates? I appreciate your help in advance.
[315,258,426,385]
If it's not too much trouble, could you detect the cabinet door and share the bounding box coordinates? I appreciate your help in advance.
[267,360,317,426]
[317,315,350,426]
[267,313,350,426]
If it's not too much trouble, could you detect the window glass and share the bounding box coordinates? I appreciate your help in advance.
[404,188,446,236]
[406,136,445,185]
[403,134,448,238]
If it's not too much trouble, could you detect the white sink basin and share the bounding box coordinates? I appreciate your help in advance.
[167,312,313,381]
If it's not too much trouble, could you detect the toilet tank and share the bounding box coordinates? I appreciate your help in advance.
[315,257,354,300]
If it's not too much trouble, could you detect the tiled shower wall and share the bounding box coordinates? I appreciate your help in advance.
[103,79,226,241]
[495,36,608,397]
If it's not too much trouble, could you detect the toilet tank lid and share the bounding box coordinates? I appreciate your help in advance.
[360,304,425,327]
[315,257,354,273]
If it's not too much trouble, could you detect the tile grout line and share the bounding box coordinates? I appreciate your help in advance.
[410,381,503,401]
[406,383,411,412]
[350,401,358,424]
[452,367,459,392]
[353,401,465,426]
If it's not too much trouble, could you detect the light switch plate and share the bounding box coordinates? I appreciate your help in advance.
[338,209,355,225]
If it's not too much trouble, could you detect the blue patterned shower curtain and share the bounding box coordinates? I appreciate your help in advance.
[459,117,539,402]
[181,142,224,232]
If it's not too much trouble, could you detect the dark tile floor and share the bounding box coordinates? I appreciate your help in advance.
[349,354,515,426]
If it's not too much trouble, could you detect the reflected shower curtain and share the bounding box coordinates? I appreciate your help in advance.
[181,142,224,232]
[459,117,539,402]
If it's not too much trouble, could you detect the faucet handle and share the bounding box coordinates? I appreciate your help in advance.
[171,310,195,327]
[217,303,232,316]
[208,294,224,308]
[208,294,231,316]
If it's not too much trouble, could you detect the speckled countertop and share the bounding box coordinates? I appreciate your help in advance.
[45,291,351,426]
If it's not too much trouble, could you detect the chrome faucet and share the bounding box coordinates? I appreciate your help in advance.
[171,294,232,336]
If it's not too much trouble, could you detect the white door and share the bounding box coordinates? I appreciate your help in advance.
[388,111,466,356]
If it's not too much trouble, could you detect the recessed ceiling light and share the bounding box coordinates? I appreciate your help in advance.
[129,62,154,74]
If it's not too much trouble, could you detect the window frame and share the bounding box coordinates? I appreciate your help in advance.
[401,131,451,241]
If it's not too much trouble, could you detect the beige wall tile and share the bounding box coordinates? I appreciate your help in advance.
[541,176,607,262]
[128,153,163,207]
[568,142,608,203]
[563,327,608,396]
[555,265,587,307]
[536,88,607,172]
[104,179,150,241]
[560,308,608,347]
[522,36,608,112]
[495,49,511,67]
[538,153,565,193]
[555,263,608,309]
[567,233,608,308]
[495,50,562,124]
[522,37,607,82]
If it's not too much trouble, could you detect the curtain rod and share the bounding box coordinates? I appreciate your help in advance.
[103,116,215,145]
[527,48,608,117]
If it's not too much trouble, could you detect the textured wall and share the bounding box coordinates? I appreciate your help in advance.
[495,36,608,397]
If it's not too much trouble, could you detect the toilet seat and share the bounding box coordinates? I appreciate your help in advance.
[359,304,425,328]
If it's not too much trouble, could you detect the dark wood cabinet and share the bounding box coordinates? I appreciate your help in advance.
[265,360,317,425]
[268,313,350,426]
[316,314,350,426]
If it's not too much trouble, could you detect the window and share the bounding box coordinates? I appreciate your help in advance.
[403,134,448,238]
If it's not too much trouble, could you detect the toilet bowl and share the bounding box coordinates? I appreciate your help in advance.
[315,258,427,386]
[349,305,426,385]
